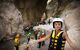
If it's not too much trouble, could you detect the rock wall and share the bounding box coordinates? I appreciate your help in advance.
[0,0,48,50]
[61,1,80,50]
[0,1,23,35]
[0,1,23,50]
[46,0,73,17]
[14,0,48,26]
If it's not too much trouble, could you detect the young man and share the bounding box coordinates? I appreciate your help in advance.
[36,18,78,50]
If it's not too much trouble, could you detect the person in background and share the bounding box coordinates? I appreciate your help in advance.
[41,32,46,46]
[28,34,38,50]
[14,32,20,50]
[34,30,38,40]
[37,29,42,48]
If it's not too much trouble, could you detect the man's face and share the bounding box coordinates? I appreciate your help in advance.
[54,22,62,30]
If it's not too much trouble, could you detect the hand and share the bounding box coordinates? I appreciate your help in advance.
[29,40,38,47]
[29,40,38,45]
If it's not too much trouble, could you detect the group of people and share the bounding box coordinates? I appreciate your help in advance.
[26,28,46,49]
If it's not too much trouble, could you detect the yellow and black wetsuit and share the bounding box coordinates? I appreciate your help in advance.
[48,30,66,50]
[14,33,20,50]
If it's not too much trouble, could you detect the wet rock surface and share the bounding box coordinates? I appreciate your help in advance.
[0,1,23,50]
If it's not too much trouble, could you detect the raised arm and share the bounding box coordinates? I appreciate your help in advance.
[64,32,78,50]
[37,31,51,43]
